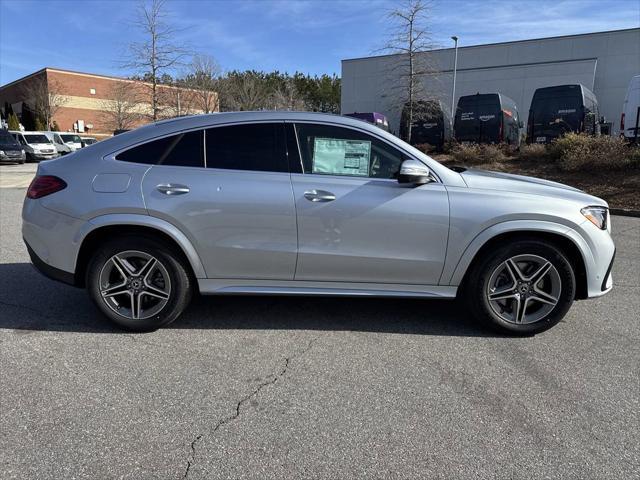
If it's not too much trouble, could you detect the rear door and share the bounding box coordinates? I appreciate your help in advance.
[135,123,298,280]
[289,122,449,285]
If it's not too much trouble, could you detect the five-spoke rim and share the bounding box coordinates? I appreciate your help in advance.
[486,254,561,325]
[99,250,171,320]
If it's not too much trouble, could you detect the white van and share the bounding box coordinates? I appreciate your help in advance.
[43,132,75,155]
[10,131,59,162]
[58,133,83,150]
[621,74,640,141]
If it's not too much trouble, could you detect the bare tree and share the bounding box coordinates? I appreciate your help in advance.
[124,0,190,121]
[99,81,144,131]
[184,54,221,113]
[382,0,437,142]
[223,73,270,111]
[269,78,305,111]
[21,75,67,129]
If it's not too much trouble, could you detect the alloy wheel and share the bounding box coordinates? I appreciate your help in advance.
[486,254,562,325]
[98,250,171,320]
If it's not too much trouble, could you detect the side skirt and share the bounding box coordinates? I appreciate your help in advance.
[198,279,457,298]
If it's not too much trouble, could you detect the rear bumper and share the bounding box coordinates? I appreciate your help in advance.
[25,241,76,286]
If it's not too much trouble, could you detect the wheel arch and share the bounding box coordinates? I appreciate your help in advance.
[74,214,206,287]
[449,222,591,300]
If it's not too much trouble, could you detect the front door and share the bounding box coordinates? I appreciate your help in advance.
[290,122,449,285]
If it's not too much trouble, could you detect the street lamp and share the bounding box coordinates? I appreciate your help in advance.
[451,36,459,120]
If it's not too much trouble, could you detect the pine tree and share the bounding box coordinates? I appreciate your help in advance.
[34,117,46,131]
[8,113,20,130]
[51,120,60,131]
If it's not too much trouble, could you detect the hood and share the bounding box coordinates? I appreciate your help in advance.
[460,168,607,207]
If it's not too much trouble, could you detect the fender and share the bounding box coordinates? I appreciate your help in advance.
[74,213,207,278]
[444,220,595,286]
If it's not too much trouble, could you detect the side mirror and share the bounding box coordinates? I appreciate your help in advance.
[398,159,433,185]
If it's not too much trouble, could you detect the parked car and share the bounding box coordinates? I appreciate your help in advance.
[0,129,26,164]
[343,112,390,131]
[400,100,452,150]
[23,112,615,335]
[620,74,640,142]
[454,93,522,146]
[10,131,59,162]
[527,84,600,144]
[58,133,83,150]
[80,136,98,146]
[43,132,75,156]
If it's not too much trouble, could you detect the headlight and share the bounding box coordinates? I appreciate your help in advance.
[581,206,608,230]
[0,150,4,155]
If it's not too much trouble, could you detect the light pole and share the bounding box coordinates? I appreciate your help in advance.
[451,36,459,120]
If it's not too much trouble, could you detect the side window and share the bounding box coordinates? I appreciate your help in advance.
[205,123,287,173]
[115,130,204,167]
[294,123,406,179]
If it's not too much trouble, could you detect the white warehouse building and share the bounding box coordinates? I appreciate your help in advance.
[341,28,640,135]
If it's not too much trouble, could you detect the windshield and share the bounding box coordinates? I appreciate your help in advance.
[0,130,19,145]
[24,134,51,144]
[61,134,81,143]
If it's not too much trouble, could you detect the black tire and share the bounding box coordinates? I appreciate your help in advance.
[464,239,576,335]
[86,236,193,331]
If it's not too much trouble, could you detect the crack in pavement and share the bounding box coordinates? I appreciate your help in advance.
[183,337,317,479]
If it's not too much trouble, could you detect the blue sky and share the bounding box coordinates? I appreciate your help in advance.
[1,0,639,85]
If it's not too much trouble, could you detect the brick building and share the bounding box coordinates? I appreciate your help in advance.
[0,67,217,138]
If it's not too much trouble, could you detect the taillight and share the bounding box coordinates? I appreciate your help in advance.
[26,175,67,199]
[620,113,625,132]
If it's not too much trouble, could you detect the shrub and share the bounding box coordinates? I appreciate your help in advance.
[549,133,637,171]
[51,120,60,131]
[518,143,548,161]
[449,142,508,165]
[413,143,437,154]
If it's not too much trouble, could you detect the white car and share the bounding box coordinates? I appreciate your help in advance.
[58,133,83,150]
[621,74,640,141]
[43,132,74,155]
[10,131,59,162]
[80,136,98,146]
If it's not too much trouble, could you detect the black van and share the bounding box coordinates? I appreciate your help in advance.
[399,100,452,150]
[527,84,600,144]
[454,93,522,146]
[0,128,25,164]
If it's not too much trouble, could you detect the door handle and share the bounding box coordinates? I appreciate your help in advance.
[304,189,336,202]
[156,184,190,195]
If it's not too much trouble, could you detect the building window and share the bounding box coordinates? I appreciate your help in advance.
[89,88,96,95]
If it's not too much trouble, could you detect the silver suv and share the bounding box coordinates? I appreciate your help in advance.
[22,112,615,334]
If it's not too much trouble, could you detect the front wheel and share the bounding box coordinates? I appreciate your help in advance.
[465,240,576,335]
[86,237,193,331]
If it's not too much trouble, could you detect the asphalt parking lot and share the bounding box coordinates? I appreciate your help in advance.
[0,165,639,479]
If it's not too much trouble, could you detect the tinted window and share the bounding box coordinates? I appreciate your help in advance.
[205,123,286,172]
[116,130,204,167]
[295,123,405,179]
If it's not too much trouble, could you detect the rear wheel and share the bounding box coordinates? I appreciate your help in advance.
[465,240,576,335]
[86,237,193,331]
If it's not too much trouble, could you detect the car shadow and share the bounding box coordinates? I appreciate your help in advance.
[0,262,499,337]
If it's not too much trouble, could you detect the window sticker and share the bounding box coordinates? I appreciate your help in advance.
[312,138,371,176]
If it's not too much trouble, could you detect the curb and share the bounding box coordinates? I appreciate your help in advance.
[610,208,640,218]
